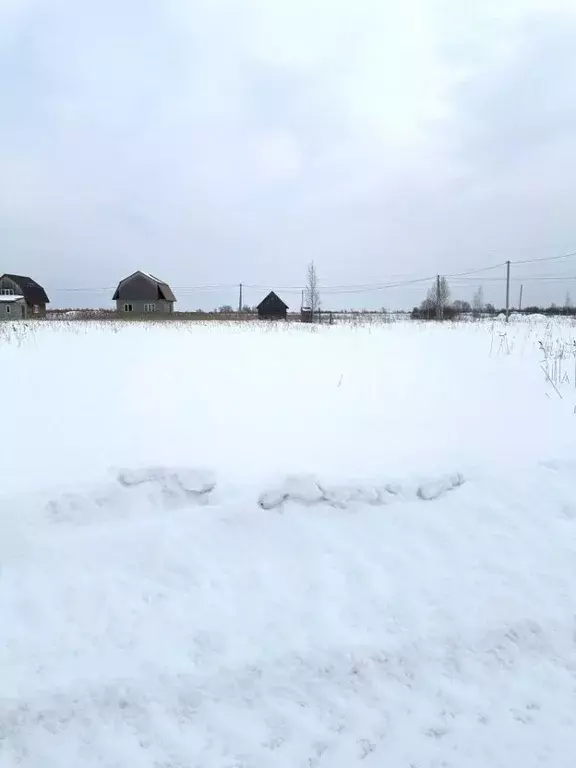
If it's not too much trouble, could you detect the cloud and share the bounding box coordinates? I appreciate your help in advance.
[2,0,576,309]
[452,12,576,169]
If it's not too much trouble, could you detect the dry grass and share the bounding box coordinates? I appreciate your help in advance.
[43,309,400,326]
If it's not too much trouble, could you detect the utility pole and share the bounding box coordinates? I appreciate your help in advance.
[238,283,243,313]
[505,261,511,322]
[301,289,304,309]
[437,275,443,321]
[519,284,523,312]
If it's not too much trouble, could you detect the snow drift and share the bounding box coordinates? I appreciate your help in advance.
[2,319,576,767]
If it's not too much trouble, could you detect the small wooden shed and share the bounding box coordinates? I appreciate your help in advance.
[257,291,288,320]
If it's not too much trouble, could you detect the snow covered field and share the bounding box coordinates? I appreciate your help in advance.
[2,317,576,767]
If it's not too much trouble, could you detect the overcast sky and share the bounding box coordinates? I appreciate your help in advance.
[2,0,576,310]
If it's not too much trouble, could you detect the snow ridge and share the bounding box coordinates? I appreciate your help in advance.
[45,467,216,524]
[39,467,467,524]
[259,472,465,510]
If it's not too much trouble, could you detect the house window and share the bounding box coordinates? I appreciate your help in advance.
[144,303,156,313]
[33,305,39,314]
[1,288,14,295]
[124,304,133,312]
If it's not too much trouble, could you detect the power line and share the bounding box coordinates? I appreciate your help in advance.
[509,250,576,266]
[453,275,576,283]
[445,262,507,278]
[45,248,576,297]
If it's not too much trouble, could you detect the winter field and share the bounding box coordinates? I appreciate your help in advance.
[2,316,576,767]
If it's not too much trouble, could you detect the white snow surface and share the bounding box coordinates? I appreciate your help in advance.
[0,295,24,303]
[2,318,576,766]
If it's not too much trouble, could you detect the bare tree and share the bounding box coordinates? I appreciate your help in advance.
[304,261,321,318]
[419,296,436,320]
[472,285,485,317]
[565,291,572,309]
[426,277,450,319]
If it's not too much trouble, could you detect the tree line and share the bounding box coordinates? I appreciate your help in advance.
[410,280,491,319]
[411,281,576,320]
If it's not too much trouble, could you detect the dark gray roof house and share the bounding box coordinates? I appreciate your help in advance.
[0,274,50,316]
[257,291,288,320]
[113,271,176,314]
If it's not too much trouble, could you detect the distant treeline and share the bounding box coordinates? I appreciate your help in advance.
[411,302,576,320]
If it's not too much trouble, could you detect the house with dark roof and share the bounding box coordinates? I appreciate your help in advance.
[0,274,50,316]
[113,271,177,314]
[257,291,288,320]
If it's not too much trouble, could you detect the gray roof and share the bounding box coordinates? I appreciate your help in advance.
[112,271,176,302]
[1,274,50,304]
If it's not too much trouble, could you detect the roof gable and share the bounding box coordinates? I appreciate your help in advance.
[257,291,289,311]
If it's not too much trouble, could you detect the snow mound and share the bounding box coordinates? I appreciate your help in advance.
[117,466,216,495]
[258,472,465,510]
[46,466,216,524]
[417,472,465,500]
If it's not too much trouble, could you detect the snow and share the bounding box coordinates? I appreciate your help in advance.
[0,294,24,303]
[2,317,576,766]
[257,471,465,509]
